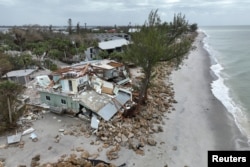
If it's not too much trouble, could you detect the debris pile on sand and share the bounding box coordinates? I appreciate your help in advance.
[93,62,175,157]
[28,153,126,167]
[0,158,5,167]
[59,62,176,160]
[11,62,175,167]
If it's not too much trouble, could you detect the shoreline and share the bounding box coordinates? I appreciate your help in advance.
[203,29,250,146]
[201,31,249,150]
[163,31,249,166]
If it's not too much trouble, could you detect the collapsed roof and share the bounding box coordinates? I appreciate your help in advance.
[37,59,133,123]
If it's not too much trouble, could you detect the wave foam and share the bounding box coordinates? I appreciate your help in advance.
[200,28,250,147]
[210,63,250,142]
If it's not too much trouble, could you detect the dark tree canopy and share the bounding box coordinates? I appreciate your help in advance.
[190,23,198,32]
[0,53,13,76]
[0,80,23,126]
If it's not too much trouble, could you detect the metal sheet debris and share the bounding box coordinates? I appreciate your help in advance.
[30,133,37,140]
[98,101,118,121]
[115,91,131,105]
[117,78,130,85]
[22,127,35,136]
[91,115,100,129]
[98,91,131,121]
[7,133,22,144]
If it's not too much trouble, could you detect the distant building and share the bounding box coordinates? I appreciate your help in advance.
[91,28,100,32]
[85,38,130,60]
[128,28,141,33]
[92,33,129,42]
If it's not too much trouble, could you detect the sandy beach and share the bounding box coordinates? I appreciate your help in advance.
[157,32,219,167]
[124,31,222,167]
[139,31,248,167]
[124,31,248,167]
[1,31,248,167]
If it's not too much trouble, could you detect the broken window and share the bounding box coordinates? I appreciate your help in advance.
[61,99,66,104]
[77,84,85,92]
[69,80,73,91]
[46,96,50,101]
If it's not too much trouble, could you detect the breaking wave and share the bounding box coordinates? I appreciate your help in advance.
[201,29,250,146]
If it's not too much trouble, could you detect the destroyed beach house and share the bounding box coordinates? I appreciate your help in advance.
[37,60,133,128]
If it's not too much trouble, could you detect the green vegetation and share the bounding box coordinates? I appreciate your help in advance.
[0,81,24,134]
[0,53,13,76]
[98,50,109,59]
[43,59,58,71]
[109,51,124,61]
[190,23,198,32]
[123,10,197,109]
[0,24,93,69]
[0,52,37,71]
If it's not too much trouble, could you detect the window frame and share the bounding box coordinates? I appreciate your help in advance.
[61,99,66,105]
[45,96,51,101]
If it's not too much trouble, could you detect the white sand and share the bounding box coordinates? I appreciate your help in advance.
[125,31,218,167]
[160,32,217,167]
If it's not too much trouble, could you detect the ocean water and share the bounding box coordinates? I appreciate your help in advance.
[201,26,250,144]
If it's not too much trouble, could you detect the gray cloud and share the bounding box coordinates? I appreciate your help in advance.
[0,0,249,26]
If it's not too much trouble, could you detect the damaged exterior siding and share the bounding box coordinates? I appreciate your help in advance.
[60,75,89,94]
[40,91,79,113]
[38,60,133,123]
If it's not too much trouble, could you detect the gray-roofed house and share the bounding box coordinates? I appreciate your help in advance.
[98,39,129,54]
[84,34,130,60]
[3,69,36,85]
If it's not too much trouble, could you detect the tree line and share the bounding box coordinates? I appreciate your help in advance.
[0,23,99,72]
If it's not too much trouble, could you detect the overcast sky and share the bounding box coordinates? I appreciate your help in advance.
[1,0,250,26]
